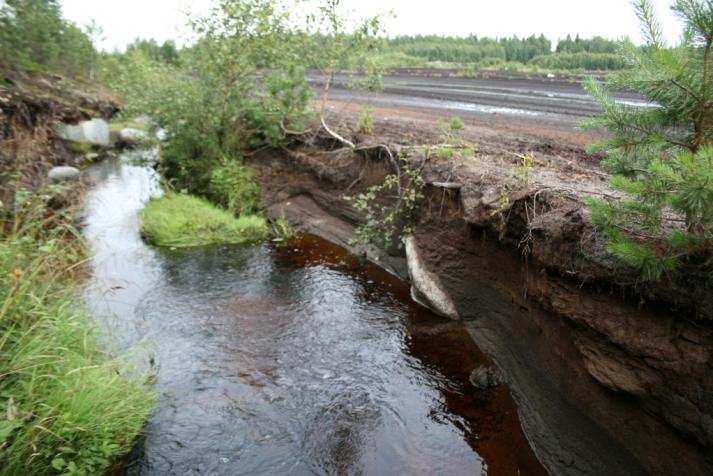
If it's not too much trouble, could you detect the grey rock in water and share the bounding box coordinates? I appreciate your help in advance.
[469,364,503,390]
[119,128,149,145]
[56,118,110,146]
[48,166,80,182]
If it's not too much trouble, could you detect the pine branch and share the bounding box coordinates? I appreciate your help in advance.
[694,37,712,151]
[670,78,703,103]
[634,0,664,48]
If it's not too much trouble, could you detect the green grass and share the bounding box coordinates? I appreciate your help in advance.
[139,193,268,248]
[0,189,154,475]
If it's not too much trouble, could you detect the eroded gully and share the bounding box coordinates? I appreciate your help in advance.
[81,151,546,475]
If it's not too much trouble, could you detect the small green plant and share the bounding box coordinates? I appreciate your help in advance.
[510,153,536,187]
[270,217,295,242]
[435,147,455,160]
[65,141,96,156]
[139,194,268,248]
[583,0,713,281]
[438,116,466,145]
[347,158,425,248]
[433,116,475,160]
[347,74,384,92]
[358,106,375,135]
[449,116,465,132]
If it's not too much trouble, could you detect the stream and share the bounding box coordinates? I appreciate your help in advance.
[81,151,546,475]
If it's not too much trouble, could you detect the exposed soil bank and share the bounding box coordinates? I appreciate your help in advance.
[0,73,117,208]
[252,117,713,475]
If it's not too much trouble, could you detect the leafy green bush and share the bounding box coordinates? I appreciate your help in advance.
[208,160,261,216]
[139,194,268,248]
[104,0,383,201]
[0,187,153,475]
[348,159,425,248]
[103,2,319,195]
[584,0,713,280]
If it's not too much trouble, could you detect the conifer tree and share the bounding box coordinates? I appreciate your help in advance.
[584,0,713,281]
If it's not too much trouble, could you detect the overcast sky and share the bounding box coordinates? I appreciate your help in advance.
[60,0,685,52]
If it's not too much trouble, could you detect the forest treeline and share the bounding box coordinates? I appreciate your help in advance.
[0,0,99,78]
[380,34,626,70]
[0,0,628,82]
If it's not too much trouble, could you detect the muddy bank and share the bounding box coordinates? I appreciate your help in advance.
[251,120,713,475]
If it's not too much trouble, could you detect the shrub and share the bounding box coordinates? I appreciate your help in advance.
[369,52,427,69]
[208,160,262,216]
[139,194,268,248]
[104,0,380,196]
[348,159,425,248]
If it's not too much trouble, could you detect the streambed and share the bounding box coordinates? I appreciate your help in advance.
[81,152,545,475]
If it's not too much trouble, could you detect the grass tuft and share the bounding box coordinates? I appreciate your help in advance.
[0,187,154,475]
[139,193,268,248]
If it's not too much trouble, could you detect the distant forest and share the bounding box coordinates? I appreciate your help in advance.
[0,0,628,81]
[376,34,627,71]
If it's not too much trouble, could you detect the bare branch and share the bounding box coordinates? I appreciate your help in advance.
[320,116,355,148]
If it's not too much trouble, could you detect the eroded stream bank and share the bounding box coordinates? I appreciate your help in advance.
[82,153,545,475]
[252,138,713,475]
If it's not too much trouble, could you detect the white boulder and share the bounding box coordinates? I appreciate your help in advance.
[404,236,460,319]
[57,118,110,147]
[48,166,80,182]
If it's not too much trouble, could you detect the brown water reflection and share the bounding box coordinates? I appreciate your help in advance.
[275,234,546,476]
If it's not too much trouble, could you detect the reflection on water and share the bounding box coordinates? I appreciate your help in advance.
[82,155,546,475]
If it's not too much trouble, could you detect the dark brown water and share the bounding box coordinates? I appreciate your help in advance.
[82,154,546,475]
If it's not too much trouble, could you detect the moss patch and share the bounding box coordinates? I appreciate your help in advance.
[139,193,268,248]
